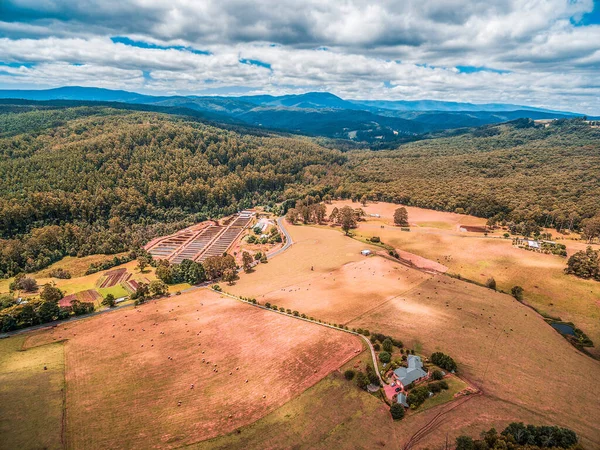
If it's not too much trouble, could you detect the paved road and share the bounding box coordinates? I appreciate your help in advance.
[267,216,293,259]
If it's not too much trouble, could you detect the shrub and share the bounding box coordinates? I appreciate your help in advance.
[344,369,355,380]
[382,338,393,352]
[431,352,457,372]
[378,351,391,363]
[355,371,369,390]
[212,284,222,292]
[370,236,380,243]
[511,285,524,301]
[390,403,405,420]
[373,343,380,351]
[486,277,497,290]
[431,369,444,380]
[49,268,71,279]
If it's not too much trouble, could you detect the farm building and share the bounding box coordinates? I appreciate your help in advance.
[527,240,540,249]
[361,250,371,256]
[397,392,409,407]
[393,355,428,388]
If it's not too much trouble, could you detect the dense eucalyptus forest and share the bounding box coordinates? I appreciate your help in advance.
[0,105,598,277]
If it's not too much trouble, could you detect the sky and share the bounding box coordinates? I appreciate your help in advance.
[1,0,600,113]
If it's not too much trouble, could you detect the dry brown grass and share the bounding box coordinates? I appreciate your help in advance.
[331,202,600,358]
[231,221,600,448]
[21,289,360,449]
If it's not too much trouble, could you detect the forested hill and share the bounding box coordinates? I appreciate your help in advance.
[0,105,599,276]
[0,107,343,276]
[342,119,600,229]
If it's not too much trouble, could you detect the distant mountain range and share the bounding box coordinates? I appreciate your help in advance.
[0,86,592,142]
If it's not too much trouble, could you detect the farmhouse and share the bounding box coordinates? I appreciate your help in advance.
[393,355,428,388]
[397,392,409,408]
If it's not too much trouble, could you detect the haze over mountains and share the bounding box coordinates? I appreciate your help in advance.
[0,86,591,143]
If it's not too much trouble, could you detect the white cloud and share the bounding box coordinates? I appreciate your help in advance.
[0,0,599,113]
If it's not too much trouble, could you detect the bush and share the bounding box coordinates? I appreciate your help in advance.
[355,371,369,390]
[344,369,355,380]
[49,268,71,279]
[382,338,393,352]
[370,236,380,243]
[212,284,222,292]
[390,403,405,420]
[430,352,457,372]
[373,343,381,351]
[485,277,497,290]
[431,369,444,380]
[378,351,391,363]
[511,285,524,301]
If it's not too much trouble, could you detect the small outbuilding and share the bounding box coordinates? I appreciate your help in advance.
[361,249,372,256]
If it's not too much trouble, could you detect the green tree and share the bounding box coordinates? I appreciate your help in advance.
[486,277,497,290]
[390,403,405,420]
[455,436,475,450]
[40,284,63,303]
[222,268,239,285]
[242,251,253,273]
[511,285,524,301]
[339,206,357,235]
[149,280,168,296]
[382,338,393,352]
[38,299,60,323]
[394,207,409,227]
[355,371,369,390]
[344,369,355,380]
[137,256,149,273]
[378,351,391,363]
[102,293,116,308]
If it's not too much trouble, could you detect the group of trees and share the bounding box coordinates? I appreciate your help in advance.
[0,282,93,332]
[565,246,600,281]
[430,352,457,372]
[286,196,328,224]
[155,259,207,285]
[456,423,579,450]
[406,380,449,409]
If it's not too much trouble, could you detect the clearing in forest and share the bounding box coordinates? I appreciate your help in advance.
[19,289,360,449]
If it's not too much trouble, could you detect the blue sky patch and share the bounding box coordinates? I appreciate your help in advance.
[0,61,35,69]
[110,36,211,55]
[239,58,272,70]
[456,65,510,74]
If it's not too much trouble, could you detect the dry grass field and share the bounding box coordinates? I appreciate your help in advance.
[327,201,600,358]
[350,274,600,448]
[17,289,360,449]
[230,221,600,448]
[0,336,65,450]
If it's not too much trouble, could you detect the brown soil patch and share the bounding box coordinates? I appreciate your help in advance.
[25,289,360,449]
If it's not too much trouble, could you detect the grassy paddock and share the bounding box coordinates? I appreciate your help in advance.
[0,335,65,450]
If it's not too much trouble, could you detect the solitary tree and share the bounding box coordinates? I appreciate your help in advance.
[102,293,116,308]
[339,206,357,235]
[242,251,253,273]
[382,338,393,352]
[40,284,63,303]
[511,285,524,301]
[394,207,409,227]
[360,195,368,206]
[390,403,405,420]
[222,268,239,285]
[486,277,497,290]
[137,256,149,273]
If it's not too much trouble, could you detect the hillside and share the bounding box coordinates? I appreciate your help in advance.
[0,105,599,277]
[0,87,591,142]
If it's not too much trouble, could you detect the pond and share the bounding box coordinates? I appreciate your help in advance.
[550,322,576,336]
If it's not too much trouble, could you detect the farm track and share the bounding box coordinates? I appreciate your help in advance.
[402,392,481,450]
